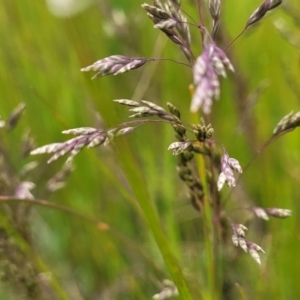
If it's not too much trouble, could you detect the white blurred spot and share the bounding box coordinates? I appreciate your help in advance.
[45,0,93,17]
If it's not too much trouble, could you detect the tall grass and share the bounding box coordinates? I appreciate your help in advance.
[0,0,300,299]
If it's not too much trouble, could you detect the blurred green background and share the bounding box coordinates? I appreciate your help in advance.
[0,0,300,299]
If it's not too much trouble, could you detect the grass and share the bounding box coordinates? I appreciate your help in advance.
[0,0,300,299]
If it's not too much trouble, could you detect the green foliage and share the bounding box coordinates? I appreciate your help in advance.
[0,0,300,299]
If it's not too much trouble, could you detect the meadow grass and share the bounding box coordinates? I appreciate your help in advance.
[0,0,300,299]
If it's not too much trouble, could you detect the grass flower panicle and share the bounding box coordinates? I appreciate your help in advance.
[18,0,295,297]
[252,206,269,220]
[6,103,26,132]
[47,162,75,192]
[247,242,265,265]
[246,0,282,29]
[217,151,242,191]
[142,1,192,61]
[81,55,149,79]
[252,207,292,219]
[168,141,194,155]
[265,208,292,218]
[209,0,221,38]
[15,182,35,200]
[1,0,298,298]
[232,224,265,264]
[152,279,179,300]
[192,39,234,114]
[273,111,300,135]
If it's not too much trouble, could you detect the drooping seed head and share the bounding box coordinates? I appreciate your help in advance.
[252,207,269,220]
[247,241,265,265]
[113,99,140,107]
[168,141,194,156]
[217,151,242,191]
[81,55,148,79]
[273,111,300,135]
[265,208,292,218]
[7,103,26,132]
[15,181,35,200]
[246,0,282,29]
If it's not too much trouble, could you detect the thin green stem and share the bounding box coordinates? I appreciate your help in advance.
[192,113,217,299]
[224,29,246,50]
[114,118,174,129]
[198,155,217,300]
[150,57,192,68]
[196,0,204,42]
[0,196,101,224]
[179,20,201,28]
[110,113,199,136]
[171,1,199,26]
